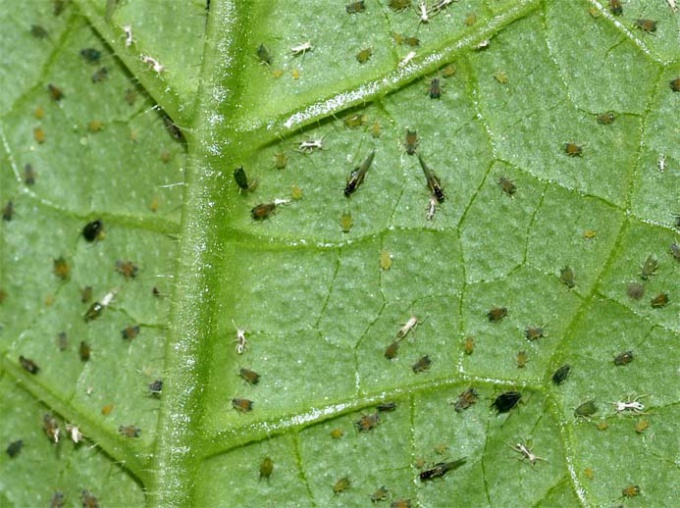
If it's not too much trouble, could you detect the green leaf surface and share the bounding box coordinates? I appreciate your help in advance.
[1,0,679,506]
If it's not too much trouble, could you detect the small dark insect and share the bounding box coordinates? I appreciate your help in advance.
[652,293,670,308]
[377,402,397,412]
[50,491,65,508]
[463,336,475,355]
[6,439,23,458]
[84,302,104,322]
[371,485,389,502]
[24,164,36,185]
[626,282,645,300]
[57,332,68,351]
[239,367,260,385]
[491,391,521,413]
[19,355,39,374]
[116,260,139,279]
[80,48,101,63]
[516,351,528,368]
[418,154,444,203]
[597,112,616,124]
[53,257,70,280]
[356,48,373,64]
[333,476,351,494]
[609,0,623,15]
[149,379,163,396]
[454,387,479,412]
[635,19,657,33]
[671,78,680,92]
[391,500,411,508]
[525,326,545,341]
[670,243,680,260]
[356,412,380,432]
[574,400,598,418]
[419,458,467,481]
[560,267,576,288]
[412,355,432,373]
[344,150,376,197]
[251,203,276,220]
[2,201,13,221]
[640,255,658,280]
[121,325,140,341]
[82,219,103,242]
[162,114,185,142]
[429,78,441,99]
[552,364,571,385]
[43,414,60,443]
[385,340,400,359]
[152,286,162,298]
[260,456,274,480]
[256,44,272,65]
[498,176,516,196]
[487,307,507,322]
[118,425,141,438]
[564,143,583,157]
[48,83,64,101]
[80,490,99,508]
[232,398,254,413]
[404,129,418,155]
[346,1,365,13]
[622,485,640,498]
[31,24,49,38]
[614,350,633,366]
[388,0,411,10]
[233,166,253,191]
[91,67,108,83]
[79,341,91,361]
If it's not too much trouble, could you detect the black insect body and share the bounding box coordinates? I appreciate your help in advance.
[418,154,444,203]
[149,379,163,396]
[609,0,623,15]
[574,400,598,418]
[19,356,39,374]
[2,201,13,221]
[491,391,521,413]
[671,78,680,92]
[82,219,103,242]
[552,364,571,385]
[344,150,376,197]
[614,350,633,366]
[162,114,185,142]
[6,439,23,458]
[79,341,91,361]
[412,355,432,373]
[487,307,507,322]
[377,402,397,412]
[419,458,467,481]
[80,48,101,63]
[256,44,272,65]
[429,78,441,99]
[498,176,516,196]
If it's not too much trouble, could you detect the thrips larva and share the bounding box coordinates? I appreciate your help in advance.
[43,414,60,443]
[429,78,441,99]
[640,255,658,280]
[525,326,545,341]
[346,1,365,14]
[412,355,431,373]
[291,185,303,200]
[404,129,419,155]
[379,250,392,270]
[84,288,117,322]
[609,0,623,15]
[574,400,598,419]
[344,150,376,197]
[635,19,657,33]
[80,48,101,63]
[510,441,546,465]
[119,425,141,437]
[234,166,257,191]
[597,112,616,125]
[232,398,254,413]
[385,340,400,359]
[341,212,353,233]
[233,321,248,354]
[464,12,477,26]
[498,176,516,196]
[516,350,528,368]
[626,282,645,300]
[552,364,571,385]
[454,387,478,412]
[2,201,13,221]
[492,391,521,413]
[560,266,576,288]
[121,325,140,341]
[463,336,475,355]
[260,457,274,481]
[418,154,444,203]
[614,350,633,366]
[564,143,583,157]
[48,83,64,101]
[82,219,103,242]
[273,152,288,169]
[356,48,373,64]
[239,367,260,385]
[333,477,351,494]
[291,41,313,56]
[622,485,641,498]
[671,78,680,92]
[6,440,23,458]
[19,355,39,374]
[79,341,91,361]
[371,120,381,138]
[256,44,272,65]
[419,458,467,481]
[356,412,380,432]
[330,428,344,439]
[396,316,419,339]
[487,306,507,322]
[53,257,70,280]
[371,485,388,502]
[116,260,139,279]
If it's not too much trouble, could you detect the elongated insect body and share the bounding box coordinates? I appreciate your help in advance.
[418,154,444,203]
[344,150,376,197]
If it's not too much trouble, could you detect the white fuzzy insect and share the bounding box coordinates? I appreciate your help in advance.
[272,198,291,206]
[426,195,437,221]
[396,316,420,339]
[399,51,417,67]
[65,424,83,444]
[297,138,325,153]
[291,41,313,56]
[232,320,248,354]
[668,0,677,12]
[658,154,666,173]
[429,0,457,15]
[141,55,165,74]
[416,0,429,24]
[510,441,546,465]
[612,395,647,414]
[123,25,134,48]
